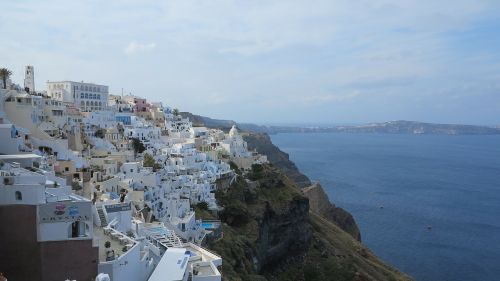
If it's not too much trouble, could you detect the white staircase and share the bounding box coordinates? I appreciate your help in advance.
[97,206,107,227]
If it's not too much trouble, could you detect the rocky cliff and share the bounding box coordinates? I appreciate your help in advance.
[207,164,411,281]
[182,112,411,280]
[209,165,312,279]
[243,132,361,242]
[242,132,311,187]
[303,183,361,241]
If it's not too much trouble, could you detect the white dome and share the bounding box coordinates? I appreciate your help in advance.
[229,125,238,137]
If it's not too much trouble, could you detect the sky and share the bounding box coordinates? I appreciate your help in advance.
[1,0,500,125]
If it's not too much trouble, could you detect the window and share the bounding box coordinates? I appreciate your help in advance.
[81,93,84,98]
[15,191,22,201]
[69,221,88,238]
[84,93,88,99]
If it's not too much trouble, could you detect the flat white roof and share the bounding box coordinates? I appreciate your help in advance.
[0,154,42,160]
[47,80,108,86]
[148,248,189,281]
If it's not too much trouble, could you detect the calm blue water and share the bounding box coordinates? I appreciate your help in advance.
[270,133,500,281]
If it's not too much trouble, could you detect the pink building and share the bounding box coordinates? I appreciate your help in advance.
[133,97,150,112]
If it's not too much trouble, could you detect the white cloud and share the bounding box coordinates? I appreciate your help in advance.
[124,41,156,55]
[1,0,500,124]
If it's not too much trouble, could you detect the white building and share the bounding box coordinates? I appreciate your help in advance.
[147,248,190,281]
[24,65,35,93]
[220,125,251,158]
[47,81,109,112]
[0,124,31,154]
[0,158,98,281]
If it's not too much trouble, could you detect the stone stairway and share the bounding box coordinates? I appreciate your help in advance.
[97,206,107,227]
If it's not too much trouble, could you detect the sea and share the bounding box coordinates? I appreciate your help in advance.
[270,133,500,281]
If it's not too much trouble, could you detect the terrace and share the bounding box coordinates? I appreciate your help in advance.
[93,226,136,262]
[183,242,222,281]
[142,222,183,250]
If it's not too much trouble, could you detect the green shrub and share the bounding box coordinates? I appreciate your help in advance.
[196,202,209,211]
[219,203,250,227]
[247,164,264,180]
[143,153,155,167]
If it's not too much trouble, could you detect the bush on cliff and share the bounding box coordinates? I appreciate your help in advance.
[248,164,264,180]
[219,202,250,227]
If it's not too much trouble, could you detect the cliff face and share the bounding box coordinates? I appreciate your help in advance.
[303,183,361,241]
[242,132,311,187]
[209,165,411,281]
[210,165,312,279]
[243,132,361,241]
[181,113,411,280]
[257,195,311,271]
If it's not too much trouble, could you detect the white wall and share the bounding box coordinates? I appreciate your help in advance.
[106,209,132,233]
[98,244,155,281]
[0,183,46,205]
[0,126,22,154]
[37,201,94,241]
[38,220,93,242]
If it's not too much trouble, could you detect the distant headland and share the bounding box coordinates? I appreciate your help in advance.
[181,113,500,135]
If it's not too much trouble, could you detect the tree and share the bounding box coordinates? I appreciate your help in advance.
[172,108,180,116]
[94,128,106,139]
[143,153,155,168]
[117,123,124,135]
[131,137,145,159]
[0,68,13,89]
[196,202,209,211]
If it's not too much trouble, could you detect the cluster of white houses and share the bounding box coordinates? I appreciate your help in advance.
[0,66,267,281]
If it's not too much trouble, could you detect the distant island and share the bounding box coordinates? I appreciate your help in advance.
[181,113,500,135]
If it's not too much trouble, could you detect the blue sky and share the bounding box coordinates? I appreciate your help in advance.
[1,0,499,125]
